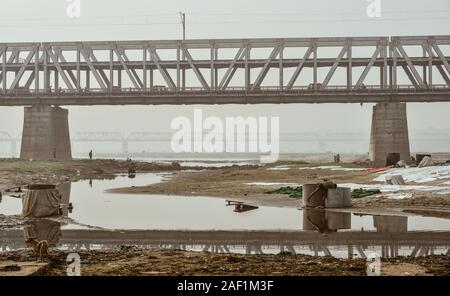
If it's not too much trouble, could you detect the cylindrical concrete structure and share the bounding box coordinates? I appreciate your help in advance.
[302,184,325,208]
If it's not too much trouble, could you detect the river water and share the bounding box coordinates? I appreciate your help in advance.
[1,173,449,257]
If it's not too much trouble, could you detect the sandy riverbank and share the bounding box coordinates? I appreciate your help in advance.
[0,158,211,192]
[1,249,448,276]
[110,161,450,218]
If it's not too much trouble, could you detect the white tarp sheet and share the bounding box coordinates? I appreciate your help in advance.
[374,166,450,183]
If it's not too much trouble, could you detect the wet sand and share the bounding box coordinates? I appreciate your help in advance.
[1,249,448,276]
[0,158,191,193]
[1,159,449,276]
[2,159,450,220]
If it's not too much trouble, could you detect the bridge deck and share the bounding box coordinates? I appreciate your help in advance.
[1,86,450,106]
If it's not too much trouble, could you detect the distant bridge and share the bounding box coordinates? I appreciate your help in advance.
[1,130,449,155]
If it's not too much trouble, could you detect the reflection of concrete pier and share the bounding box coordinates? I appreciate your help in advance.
[374,216,408,233]
[303,210,351,233]
[56,182,72,216]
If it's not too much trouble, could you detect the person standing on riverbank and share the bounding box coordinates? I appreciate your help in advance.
[89,150,93,160]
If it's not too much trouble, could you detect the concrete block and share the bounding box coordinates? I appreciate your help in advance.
[325,187,352,208]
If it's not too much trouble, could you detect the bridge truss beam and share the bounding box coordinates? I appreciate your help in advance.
[0,36,450,105]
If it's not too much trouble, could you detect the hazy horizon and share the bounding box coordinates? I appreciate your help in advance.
[1,0,449,156]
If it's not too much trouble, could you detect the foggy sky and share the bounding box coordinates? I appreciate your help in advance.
[0,0,449,154]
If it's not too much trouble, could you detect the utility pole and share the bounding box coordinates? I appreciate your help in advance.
[180,12,186,91]
[179,12,186,40]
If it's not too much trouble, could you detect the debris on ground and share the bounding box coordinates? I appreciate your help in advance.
[374,166,450,183]
[0,264,21,272]
[418,156,435,168]
[266,186,303,198]
[0,261,49,276]
[1,249,448,276]
[351,188,382,198]
[386,175,406,185]
[395,160,407,168]
[0,214,24,229]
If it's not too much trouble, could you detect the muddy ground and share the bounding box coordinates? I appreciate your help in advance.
[0,249,448,276]
[1,158,449,276]
[0,158,198,192]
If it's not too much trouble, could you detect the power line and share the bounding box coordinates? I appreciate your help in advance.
[0,9,449,23]
[0,16,449,29]
[0,22,180,28]
[188,17,450,25]
[189,9,450,16]
[0,13,178,22]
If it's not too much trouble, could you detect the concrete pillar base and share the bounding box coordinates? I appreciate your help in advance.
[20,106,72,160]
[369,103,410,167]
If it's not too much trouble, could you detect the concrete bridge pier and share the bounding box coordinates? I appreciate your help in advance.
[369,103,410,167]
[20,105,72,160]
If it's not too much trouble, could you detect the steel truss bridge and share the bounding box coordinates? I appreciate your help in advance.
[1,36,450,106]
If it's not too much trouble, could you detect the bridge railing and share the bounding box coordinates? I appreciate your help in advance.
[0,84,449,97]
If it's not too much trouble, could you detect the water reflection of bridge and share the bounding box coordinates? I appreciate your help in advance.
[1,226,449,259]
[1,184,449,259]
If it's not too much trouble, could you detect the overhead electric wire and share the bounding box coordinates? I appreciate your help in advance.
[0,10,449,28]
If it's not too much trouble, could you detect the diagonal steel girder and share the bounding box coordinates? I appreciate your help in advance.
[114,48,142,89]
[86,50,110,88]
[54,49,78,88]
[286,46,314,90]
[147,48,176,91]
[0,48,20,85]
[46,47,75,91]
[322,45,349,88]
[395,42,425,88]
[0,47,5,87]
[120,50,144,89]
[80,47,107,90]
[431,42,450,79]
[8,48,36,91]
[181,45,210,91]
[423,44,450,86]
[251,45,282,90]
[355,44,383,88]
[218,46,245,90]
[24,54,45,89]
[401,65,420,88]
